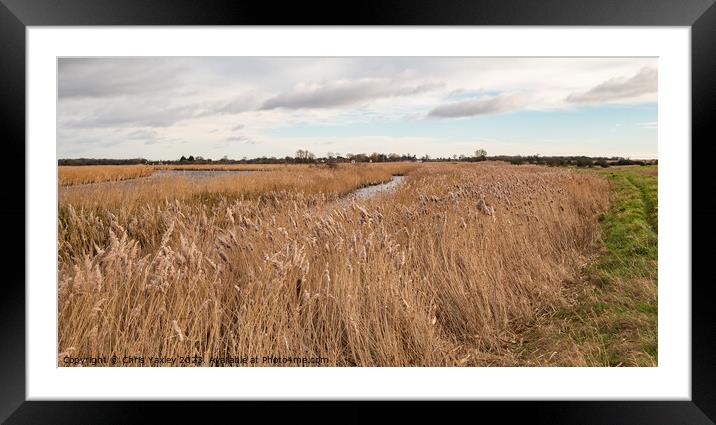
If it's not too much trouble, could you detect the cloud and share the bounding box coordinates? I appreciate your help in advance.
[61,103,197,128]
[566,67,657,104]
[226,134,257,144]
[446,89,499,100]
[637,121,658,129]
[260,78,444,110]
[127,129,158,140]
[194,96,256,117]
[58,58,187,99]
[57,57,657,160]
[427,93,527,118]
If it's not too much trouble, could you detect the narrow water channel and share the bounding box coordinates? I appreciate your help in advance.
[351,175,406,199]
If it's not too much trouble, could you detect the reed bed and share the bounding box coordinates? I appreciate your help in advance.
[58,162,609,366]
[153,163,287,172]
[59,163,416,211]
[59,165,154,186]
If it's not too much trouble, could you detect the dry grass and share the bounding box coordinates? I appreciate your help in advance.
[58,162,609,366]
[59,165,154,186]
[60,163,416,211]
[510,166,658,366]
[153,163,287,172]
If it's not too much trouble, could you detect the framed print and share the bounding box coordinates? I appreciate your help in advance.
[2,0,715,423]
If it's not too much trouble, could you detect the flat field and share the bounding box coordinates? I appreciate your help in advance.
[57,162,656,366]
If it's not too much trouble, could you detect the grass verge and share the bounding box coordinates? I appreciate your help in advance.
[514,165,658,366]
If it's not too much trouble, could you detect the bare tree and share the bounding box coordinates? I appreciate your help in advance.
[295,149,315,162]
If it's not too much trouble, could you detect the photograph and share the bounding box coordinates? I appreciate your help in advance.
[56,56,658,368]
[0,0,709,418]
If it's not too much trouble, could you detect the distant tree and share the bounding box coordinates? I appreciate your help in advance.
[353,153,368,163]
[179,155,187,162]
[475,148,487,160]
[295,149,315,163]
[576,158,593,168]
[187,155,195,162]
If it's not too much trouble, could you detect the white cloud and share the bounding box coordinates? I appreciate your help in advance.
[637,121,658,129]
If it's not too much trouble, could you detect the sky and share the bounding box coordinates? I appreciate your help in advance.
[57,57,657,160]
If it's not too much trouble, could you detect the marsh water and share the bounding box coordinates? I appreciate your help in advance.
[351,175,406,199]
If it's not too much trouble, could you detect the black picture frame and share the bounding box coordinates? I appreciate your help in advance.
[2,0,714,423]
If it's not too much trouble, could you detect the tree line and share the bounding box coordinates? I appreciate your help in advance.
[59,149,656,168]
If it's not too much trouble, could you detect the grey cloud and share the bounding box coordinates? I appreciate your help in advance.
[58,58,188,99]
[226,135,257,144]
[231,124,245,131]
[63,96,256,130]
[60,95,254,131]
[61,103,197,128]
[566,67,657,104]
[193,97,256,117]
[260,78,444,110]
[127,129,158,140]
[427,93,527,118]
